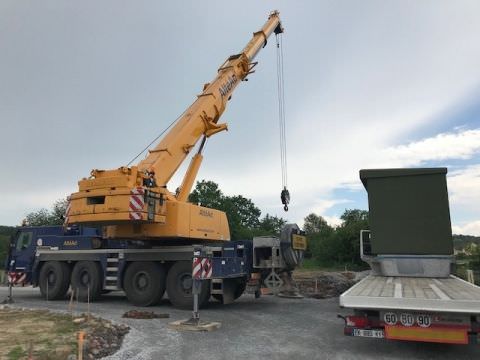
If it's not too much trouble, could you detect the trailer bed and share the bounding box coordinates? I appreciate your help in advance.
[340,275,480,314]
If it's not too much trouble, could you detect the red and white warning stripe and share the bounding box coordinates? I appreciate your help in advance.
[192,257,203,279]
[192,257,213,279]
[8,272,27,285]
[201,258,212,279]
[63,200,71,226]
[129,187,145,220]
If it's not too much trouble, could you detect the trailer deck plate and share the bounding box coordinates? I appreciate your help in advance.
[340,275,480,314]
[385,325,468,344]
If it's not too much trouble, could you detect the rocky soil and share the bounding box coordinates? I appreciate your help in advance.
[0,306,129,360]
[293,270,369,298]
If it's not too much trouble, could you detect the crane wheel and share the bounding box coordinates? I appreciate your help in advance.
[166,261,210,309]
[39,261,71,300]
[212,278,247,303]
[124,261,166,306]
[71,261,103,302]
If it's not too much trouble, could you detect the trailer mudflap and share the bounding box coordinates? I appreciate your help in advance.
[384,325,469,344]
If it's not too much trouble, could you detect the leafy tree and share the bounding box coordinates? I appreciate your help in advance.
[306,209,369,267]
[51,199,69,223]
[258,214,286,235]
[189,180,285,240]
[303,213,332,235]
[303,214,334,259]
[25,199,68,226]
[0,227,15,269]
[189,180,224,209]
[223,195,261,229]
[341,209,368,226]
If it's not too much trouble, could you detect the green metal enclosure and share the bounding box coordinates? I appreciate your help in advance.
[360,168,453,255]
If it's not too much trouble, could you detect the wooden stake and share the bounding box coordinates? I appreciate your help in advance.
[87,285,90,322]
[78,331,85,360]
[69,288,74,319]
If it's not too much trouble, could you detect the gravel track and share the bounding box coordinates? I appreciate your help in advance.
[1,287,479,360]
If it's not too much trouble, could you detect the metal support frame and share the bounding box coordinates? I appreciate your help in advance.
[1,281,14,304]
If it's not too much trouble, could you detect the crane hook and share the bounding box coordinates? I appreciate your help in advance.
[281,187,290,212]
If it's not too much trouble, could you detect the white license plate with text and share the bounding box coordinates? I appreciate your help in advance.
[352,329,385,338]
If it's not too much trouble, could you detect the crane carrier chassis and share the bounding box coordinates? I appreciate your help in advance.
[6,224,306,309]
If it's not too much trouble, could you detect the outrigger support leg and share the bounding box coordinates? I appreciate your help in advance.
[2,281,14,304]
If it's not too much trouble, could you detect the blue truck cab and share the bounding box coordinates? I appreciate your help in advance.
[6,226,101,286]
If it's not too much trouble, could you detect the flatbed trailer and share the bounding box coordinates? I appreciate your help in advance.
[340,274,480,344]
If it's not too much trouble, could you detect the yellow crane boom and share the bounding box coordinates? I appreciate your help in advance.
[67,11,283,242]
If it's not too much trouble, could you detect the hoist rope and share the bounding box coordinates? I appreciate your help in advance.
[276,34,288,189]
[276,33,290,211]
[126,109,187,167]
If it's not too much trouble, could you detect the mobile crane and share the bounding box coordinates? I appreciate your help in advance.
[6,11,307,309]
[66,11,285,242]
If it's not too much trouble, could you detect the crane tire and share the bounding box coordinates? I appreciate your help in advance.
[71,261,103,302]
[212,278,247,303]
[166,261,210,309]
[39,261,71,300]
[124,261,166,307]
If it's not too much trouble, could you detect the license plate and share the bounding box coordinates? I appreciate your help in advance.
[352,329,385,338]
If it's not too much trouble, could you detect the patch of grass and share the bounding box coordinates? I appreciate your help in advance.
[7,346,26,360]
[0,309,79,359]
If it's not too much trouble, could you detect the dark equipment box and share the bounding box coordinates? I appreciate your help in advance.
[360,168,453,255]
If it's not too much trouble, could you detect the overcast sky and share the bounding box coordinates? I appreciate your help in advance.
[1,1,480,235]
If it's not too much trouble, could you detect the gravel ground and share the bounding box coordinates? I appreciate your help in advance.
[1,286,479,360]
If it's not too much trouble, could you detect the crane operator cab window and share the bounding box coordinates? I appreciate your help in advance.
[144,170,157,188]
[16,232,33,251]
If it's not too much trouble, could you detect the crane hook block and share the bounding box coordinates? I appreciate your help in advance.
[281,187,290,212]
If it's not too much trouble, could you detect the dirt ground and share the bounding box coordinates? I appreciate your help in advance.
[0,306,128,360]
[293,270,361,298]
[1,285,480,360]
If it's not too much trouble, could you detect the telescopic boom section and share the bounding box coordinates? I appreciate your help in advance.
[138,11,283,186]
[66,11,283,242]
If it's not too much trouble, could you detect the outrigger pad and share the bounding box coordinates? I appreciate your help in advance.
[277,292,304,299]
[169,319,221,332]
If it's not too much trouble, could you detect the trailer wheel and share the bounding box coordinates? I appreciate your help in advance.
[124,261,166,306]
[71,261,102,302]
[39,261,71,300]
[166,261,210,309]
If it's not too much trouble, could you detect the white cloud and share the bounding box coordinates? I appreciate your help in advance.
[310,199,351,216]
[448,165,480,207]
[323,216,342,228]
[447,165,480,233]
[0,188,73,226]
[383,129,480,167]
[2,2,480,230]
[452,221,480,236]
